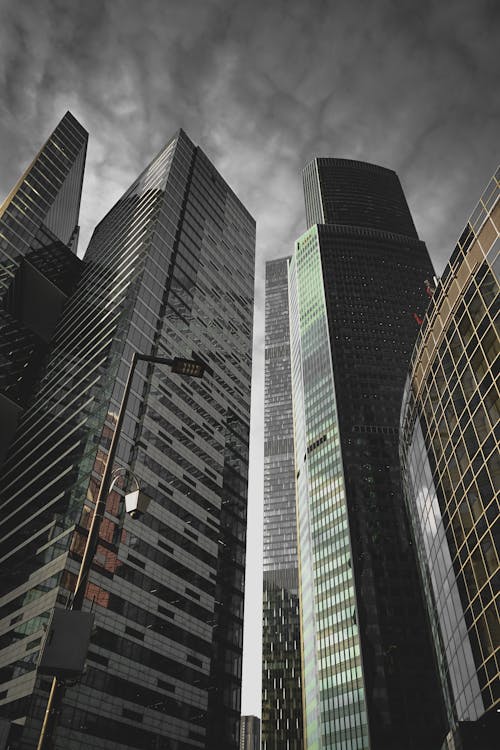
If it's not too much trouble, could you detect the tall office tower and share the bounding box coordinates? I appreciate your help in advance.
[262,258,304,749]
[0,112,87,462]
[288,159,446,749]
[239,714,260,750]
[262,258,303,750]
[400,169,499,750]
[0,127,255,750]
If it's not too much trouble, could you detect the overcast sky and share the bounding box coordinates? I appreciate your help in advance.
[1,0,498,718]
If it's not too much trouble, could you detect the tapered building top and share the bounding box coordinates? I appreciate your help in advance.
[0,112,87,462]
[0,111,87,268]
[303,157,418,237]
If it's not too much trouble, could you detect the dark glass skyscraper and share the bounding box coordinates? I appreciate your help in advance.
[401,169,499,749]
[0,111,87,463]
[239,714,260,750]
[262,258,304,749]
[285,158,446,748]
[0,124,255,750]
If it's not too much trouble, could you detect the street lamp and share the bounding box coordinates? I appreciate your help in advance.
[37,354,205,750]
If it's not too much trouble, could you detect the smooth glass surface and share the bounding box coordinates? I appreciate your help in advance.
[401,170,499,732]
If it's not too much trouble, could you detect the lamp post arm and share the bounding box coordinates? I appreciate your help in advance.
[135,355,174,366]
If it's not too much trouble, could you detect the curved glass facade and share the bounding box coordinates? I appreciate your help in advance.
[302,158,418,238]
[290,159,445,749]
[400,169,499,735]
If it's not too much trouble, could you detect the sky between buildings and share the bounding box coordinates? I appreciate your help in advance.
[0,0,498,718]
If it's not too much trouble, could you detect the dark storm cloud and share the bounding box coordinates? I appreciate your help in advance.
[1,0,498,265]
[1,0,498,716]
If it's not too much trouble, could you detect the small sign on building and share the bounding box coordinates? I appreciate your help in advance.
[38,609,95,678]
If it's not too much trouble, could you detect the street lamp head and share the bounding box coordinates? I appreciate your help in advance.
[125,488,151,519]
[171,357,205,378]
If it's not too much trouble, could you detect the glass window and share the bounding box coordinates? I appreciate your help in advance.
[448,454,461,487]
[455,439,469,473]
[476,469,493,507]
[469,292,486,325]
[438,415,450,442]
[451,391,466,428]
[481,537,498,577]
[481,329,499,367]
[484,387,499,425]
[471,347,488,383]
[459,500,473,534]
[459,312,474,346]
[462,560,477,599]
[449,329,463,362]
[485,602,500,650]
[479,270,496,307]
[476,612,493,657]
[463,424,479,460]
[486,452,499,491]
[434,365,446,392]
[428,380,439,412]
[441,349,454,378]
[439,468,452,498]
[460,364,477,399]
[472,405,490,443]
[467,489,483,521]
[471,546,487,589]
[445,401,458,432]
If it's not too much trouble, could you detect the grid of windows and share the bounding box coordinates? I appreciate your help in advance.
[401,168,499,733]
[302,159,417,238]
[262,258,304,749]
[0,113,87,463]
[0,111,86,296]
[289,228,367,750]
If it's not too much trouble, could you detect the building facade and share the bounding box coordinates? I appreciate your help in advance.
[288,159,445,748]
[400,169,499,749]
[239,714,260,750]
[262,258,304,749]
[0,125,255,749]
[0,111,87,464]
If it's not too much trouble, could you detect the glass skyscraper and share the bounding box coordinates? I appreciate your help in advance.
[400,169,499,749]
[0,111,87,463]
[279,158,446,748]
[262,258,304,749]
[0,123,255,750]
[239,714,260,750]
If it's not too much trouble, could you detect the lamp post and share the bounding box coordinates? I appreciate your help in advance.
[37,354,205,750]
